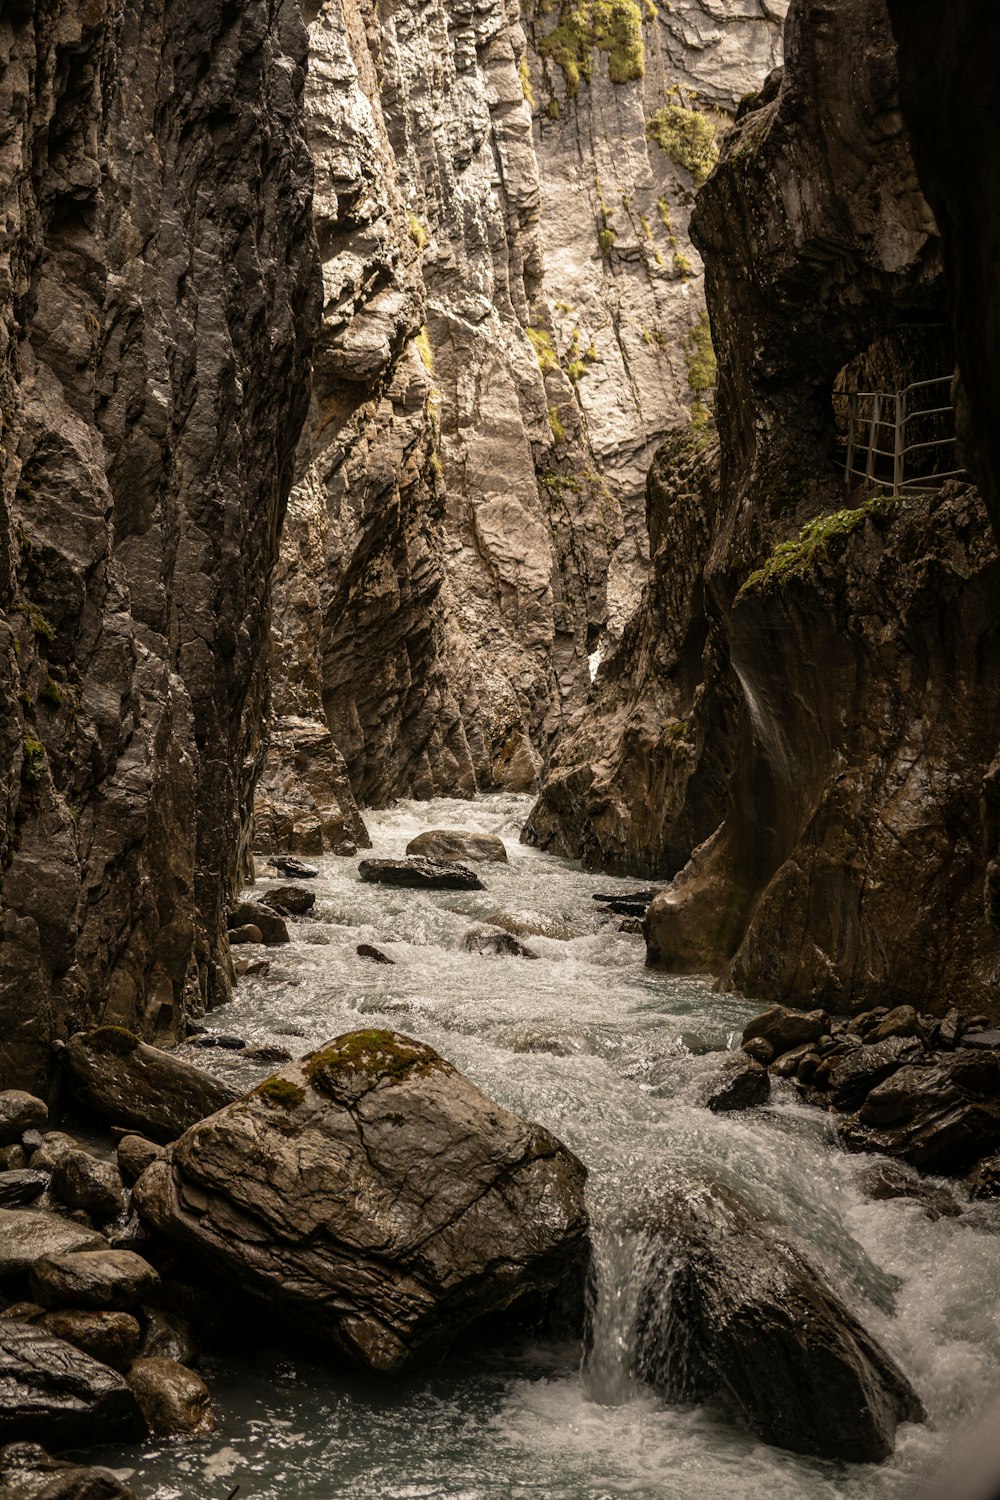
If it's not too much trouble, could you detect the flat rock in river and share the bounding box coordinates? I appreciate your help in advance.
[64,1028,241,1142]
[358,857,485,892]
[133,1028,588,1375]
[0,1323,142,1447]
[405,830,508,864]
[632,1182,923,1461]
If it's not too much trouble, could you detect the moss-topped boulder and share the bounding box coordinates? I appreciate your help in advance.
[133,1029,588,1375]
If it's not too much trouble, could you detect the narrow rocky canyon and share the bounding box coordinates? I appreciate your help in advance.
[2,0,1000,1496]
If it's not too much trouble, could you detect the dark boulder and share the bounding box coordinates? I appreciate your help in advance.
[0,1442,137,1499]
[827,1036,924,1113]
[462,928,538,960]
[30,1251,160,1311]
[841,1048,1000,1173]
[260,884,316,916]
[272,856,319,879]
[405,830,508,864]
[36,1310,141,1372]
[229,924,264,945]
[227,901,290,945]
[703,1053,770,1112]
[357,943,394,965]
[50,1153,126,1225]
[857,1162,961,1220]
[186,1034,245,1050]
[631,1184,924,1461]
[867,1006,923,1044]
[0,1211,105,1278]
[0,1171,48,1209]
[125,1357,215,1437]
[64,1028,241,1143]
[115,1137,162,1188]
[740,1037,774,1066]
[358,857,485,892]
[0,1093,47,1147]
[741,1006,830,1056]
[0,1324,142,1446]
[134,1029,588,1375]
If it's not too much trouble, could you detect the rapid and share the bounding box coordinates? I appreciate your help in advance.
[99,795,1000,1499]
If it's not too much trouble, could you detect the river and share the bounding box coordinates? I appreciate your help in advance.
[97,794,1000,1499]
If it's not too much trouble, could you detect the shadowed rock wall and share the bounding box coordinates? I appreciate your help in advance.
[0,0,316,1088]
[529,0,1000,1016]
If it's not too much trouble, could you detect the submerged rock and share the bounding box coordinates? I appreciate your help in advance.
[462,928,539,960]
[358,857,485,892]
[134,1029,588,1375]
[260,884,316,916]
[632,1183,923,1461]
[64,1028,241,1143]
[0,1324,142,1447]
[703,1053,770,1112]
[857,1162,961,1220]
[357,943,394,965]
[405,831,508,865]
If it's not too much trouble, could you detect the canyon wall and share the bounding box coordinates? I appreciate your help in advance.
[257,0,786,841]
[0,0,316,1088]
[528,0,1000,1016]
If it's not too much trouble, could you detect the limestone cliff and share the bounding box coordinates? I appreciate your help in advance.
[0,0,316,1088]
[529,0,1000,1016]
[258,0,785,834]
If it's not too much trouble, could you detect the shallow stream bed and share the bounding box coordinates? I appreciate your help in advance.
[98,795,1000,1498]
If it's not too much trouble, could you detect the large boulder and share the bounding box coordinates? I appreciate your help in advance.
[631,1183,923,1461]
[64,1028,241,1143]
[259,884,316,916]
[0,1324,142,1447]
[50,1153,126,1225]
[134,1029,588,1375]
[703,1053,770,1112]
[358,858,485,892]
[125,1357,215,1437]
[0,1211,105,1278]
[405,830,509,865]
[226,901,290,945]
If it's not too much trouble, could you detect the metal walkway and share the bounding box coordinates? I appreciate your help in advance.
[835,375,965,497]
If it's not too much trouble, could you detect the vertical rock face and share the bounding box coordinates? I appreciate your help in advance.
[0,0,316,1089]
[531,0,1000,1017]
[259,0,786,818]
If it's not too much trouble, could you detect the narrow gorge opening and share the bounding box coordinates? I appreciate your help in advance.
[3,1,1000,1497]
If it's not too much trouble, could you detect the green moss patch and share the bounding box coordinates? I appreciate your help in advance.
[647,104,719,185]
[305,1029,445,1100]
[536,0,645,97]
[254,1076,306,1109]
[21,738,46,786]
[738,495,904,597]
[83,1025,142,1056]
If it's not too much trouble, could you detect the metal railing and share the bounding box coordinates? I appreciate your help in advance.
[835,376,965,497]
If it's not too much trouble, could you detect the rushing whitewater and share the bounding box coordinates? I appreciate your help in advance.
[100,796,1000,1498]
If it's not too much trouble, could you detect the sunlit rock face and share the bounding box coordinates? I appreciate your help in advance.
[531,0,1000,1017]
[0,0,317,1089]
[260,0,786,814]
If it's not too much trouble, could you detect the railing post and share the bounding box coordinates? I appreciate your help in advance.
[894,390,905,494]
[845,394,857,494]
[865,394,881,492]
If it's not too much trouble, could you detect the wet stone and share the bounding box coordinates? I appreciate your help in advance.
[0,1092,47,1148]
[0,1170,49,1208]
[357,943,394,965]
[30,1251,160,1311]
[125,1357,215,1437]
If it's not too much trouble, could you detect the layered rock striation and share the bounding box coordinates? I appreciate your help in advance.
[0,0,316,1088]
[529,0,1000,1016]
[257,0,786,828]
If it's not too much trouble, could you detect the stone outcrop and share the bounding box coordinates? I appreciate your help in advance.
[631,1183,924,1461]
[134,1028,588,1375]
[529,0,1000,1017]
[0,1324,142,1447]
[0,0,316,1090]
[257,0,786,826]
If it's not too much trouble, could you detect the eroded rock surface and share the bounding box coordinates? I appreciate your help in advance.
[631,1184,923,1461]
[134,1029,588,1375]
[0,0,316,1091]
[64,1029,240,1143]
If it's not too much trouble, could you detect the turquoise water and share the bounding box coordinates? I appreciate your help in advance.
[95,795,1000,1499]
